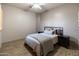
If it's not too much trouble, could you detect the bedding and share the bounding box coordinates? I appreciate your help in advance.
[25,33,58,56]
[44,29,56,34]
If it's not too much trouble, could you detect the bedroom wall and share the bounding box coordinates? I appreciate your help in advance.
[2,4,37,43]
[40,4,79,45]
[36,13,41,32]
[0,32,1,48]
[0,4,2,48]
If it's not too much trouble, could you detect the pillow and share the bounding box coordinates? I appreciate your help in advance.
[44,29,56,35]
[44,30,52,34]
[54,28,63,35]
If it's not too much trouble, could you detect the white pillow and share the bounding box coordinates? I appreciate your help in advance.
[44,30,55,34]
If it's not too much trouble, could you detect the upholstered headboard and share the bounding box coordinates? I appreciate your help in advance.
[44,26,63,35]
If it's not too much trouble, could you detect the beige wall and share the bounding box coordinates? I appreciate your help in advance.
[0,4,2,31]
[36,13,41,32]
[0,4,2,48]
[0,32,1,48]
[2,4,37,43]
[40,4,79,44]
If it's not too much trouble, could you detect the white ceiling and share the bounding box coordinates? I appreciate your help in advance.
[4,3,64,13]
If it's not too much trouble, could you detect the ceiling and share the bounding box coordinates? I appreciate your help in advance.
[4,3,64,13]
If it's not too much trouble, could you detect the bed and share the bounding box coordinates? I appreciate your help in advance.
[25,26,63,56]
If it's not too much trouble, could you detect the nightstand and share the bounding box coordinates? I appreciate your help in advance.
[58,35,70,48]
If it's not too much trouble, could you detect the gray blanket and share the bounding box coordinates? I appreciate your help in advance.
[30,34,57,55]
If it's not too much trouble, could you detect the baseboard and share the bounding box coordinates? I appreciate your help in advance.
[2,38,24,44]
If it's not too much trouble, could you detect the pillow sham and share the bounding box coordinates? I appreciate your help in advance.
[44,29,56,35]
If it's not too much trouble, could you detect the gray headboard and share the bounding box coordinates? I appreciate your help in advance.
[44,26,63,35]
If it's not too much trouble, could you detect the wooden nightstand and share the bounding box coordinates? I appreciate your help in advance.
[58,35,70,48]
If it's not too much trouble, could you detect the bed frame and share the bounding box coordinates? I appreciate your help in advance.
[24,26,63,56]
